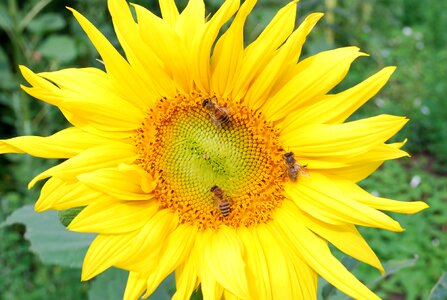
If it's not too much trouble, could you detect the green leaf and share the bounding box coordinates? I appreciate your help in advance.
[429,273,447,300]
[88,268,127,300]
[27,13,66,33]
[59,207,85,227]
[37,35,78,62]
[0,205,95,268]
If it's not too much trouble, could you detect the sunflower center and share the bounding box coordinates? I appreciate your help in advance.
[135,93,286,230]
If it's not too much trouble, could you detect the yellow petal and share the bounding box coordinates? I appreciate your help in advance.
[263,47,366,122]
[204,226,250,299]
[124,271,148,300]
[143,225,197,297]
[108,0,176,99]
[245,12,324,110]
[274,207,381,300]
[231,0,298,101]
[20,66,143,135]
[173,255,199,300]
[237,227,272,299]
[77,164,156,200]
[134,4,192,93]
[68,199,159,234]
[283,66,396,128]
[192,0,240,92]
[35,178,107,212]
[289,201,383,272]
[82,232,137,281]
[281,115,408,159]
[253,224,298,299]
[158,0,179,27]
[0,127,112,158]
[286,173,404,231]
[210,0,256,98]
[336,178,429,214]
[29,142,136,188]
[68,8,155,108]
[121,209,178,272]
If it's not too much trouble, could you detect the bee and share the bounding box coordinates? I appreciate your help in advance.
[202,96,230,128]
[210,185,231,217]
[283,152,308,181]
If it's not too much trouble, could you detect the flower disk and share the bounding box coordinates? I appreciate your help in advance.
[135,94,285,230]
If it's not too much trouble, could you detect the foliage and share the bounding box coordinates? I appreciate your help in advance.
[0,0,446,299]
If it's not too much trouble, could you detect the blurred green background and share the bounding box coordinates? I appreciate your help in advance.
[0,0,446,299]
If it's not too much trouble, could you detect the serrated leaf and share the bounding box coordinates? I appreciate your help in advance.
[429,273,447,300]
[28,13,66,33]
[37,35,77,62]
[1,205,95,268]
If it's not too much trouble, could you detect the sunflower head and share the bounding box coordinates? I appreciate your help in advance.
[0,0,428,299]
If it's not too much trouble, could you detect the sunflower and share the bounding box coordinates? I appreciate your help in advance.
[1,0,428,299]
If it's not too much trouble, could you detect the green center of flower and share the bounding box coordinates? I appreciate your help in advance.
[135,94,286,230]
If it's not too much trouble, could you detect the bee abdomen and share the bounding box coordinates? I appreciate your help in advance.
[219,201,231,217]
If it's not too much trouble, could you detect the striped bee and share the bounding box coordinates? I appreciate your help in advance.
[210,185,231,217]
[202,96,230,128]
[283,152,308,181]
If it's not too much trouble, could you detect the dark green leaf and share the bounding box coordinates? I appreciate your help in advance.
[1,205,95,268]
[429,273,447,300]
[0,4,12,31]
[37,35,77,62]
[59,207,85,227]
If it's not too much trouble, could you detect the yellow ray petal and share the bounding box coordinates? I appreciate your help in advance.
[35,178,107,212]
[193,230,224,300]
[192,0,240,92]
[82,232,137,281]
[336,178,429,213]
[263,47,366,122]
[203,226,250,299]
[68,199,158,234]
[273,208,381,300]
[286,173,404,231]
[237,227,272,299]
[158,0,179,27]
[245,12,324,110]
[124,271,148,300]
[0,127,112,158]
[210,0,256,98]
[142,225,197,297]
[77,164,156,200]
[68,7,155,108]
[175,0,205,47]
[320,141,409,182]
[283,67,396,128]
[281,115,408,159]
[134,4,192,93]
[289,201,383,272]
[121,209,178,272]
[29,142,136,188]
[20,66,143,134]
[173,255,199,300]
[253,224,298,299]
[266,223,319,299]
[108,0,176,99]
[231,0,298,101]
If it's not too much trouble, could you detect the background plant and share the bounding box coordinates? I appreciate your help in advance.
[0,0,446,299]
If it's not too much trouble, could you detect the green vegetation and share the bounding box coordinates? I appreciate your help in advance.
[1,0,446,299]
